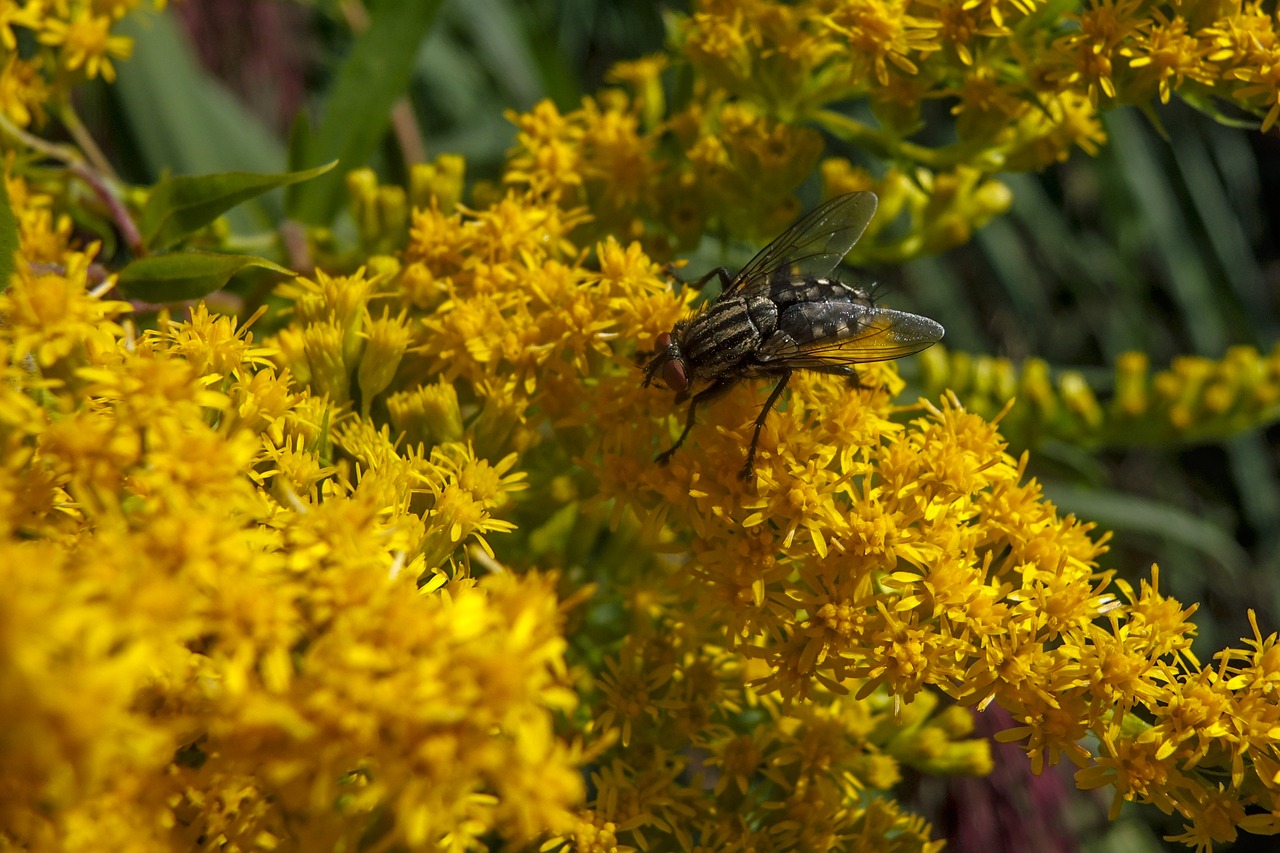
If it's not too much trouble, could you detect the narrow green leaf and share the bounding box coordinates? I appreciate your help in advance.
[288,0,444,224]
[141,161,337,251]
[1178,90,1263,130]
[0,176,18,291]
[1045,483,1251,577]
[1172,124,1275,343]
[117,252,292,303]
[284,109,314,211]
[1107,110,1229,355]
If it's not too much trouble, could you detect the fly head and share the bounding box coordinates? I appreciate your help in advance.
[643,327,691,395]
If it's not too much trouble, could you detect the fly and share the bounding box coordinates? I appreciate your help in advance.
[643,191,944,481]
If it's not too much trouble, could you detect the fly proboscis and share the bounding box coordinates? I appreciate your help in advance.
[643,191,944,481]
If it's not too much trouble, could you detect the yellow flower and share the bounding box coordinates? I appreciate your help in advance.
[505,99,587,199]
[0,0,45,51]
[17,5,1280,843]
[413,442,524,564]
[593,640,673,749]
[1124,12,1214,104]
[160,303,276,381]
[917,0,1011,66]
[823,0,943,86]
[0,54,51,127]
[1076,734,1183,819]
[1226,43,1280,131]
[356,306,412,416]
[387,378,464,449]
[37,8,133,82]
[409,153,467,213]
[0,252,130,368]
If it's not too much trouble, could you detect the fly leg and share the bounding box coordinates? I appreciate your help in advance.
[805,363,864,387]
[741,371,791,481]
[655,377,735,466]
[689,267,733,290]
[659,264,732,291]
[807,364,879,393]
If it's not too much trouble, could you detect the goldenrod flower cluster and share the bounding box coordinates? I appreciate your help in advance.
[4,1,1280,851]
[921,343,1280,449]
[0,0,147,130]
[508,0,1280,265]
[0,173,584,850]
[3,161,1277,849]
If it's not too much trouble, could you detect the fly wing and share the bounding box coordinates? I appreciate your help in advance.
[725,192,879,299]
[758,302,944,366]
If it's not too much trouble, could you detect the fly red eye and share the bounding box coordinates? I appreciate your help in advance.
[662,358,688,392]
[656,331,672,350]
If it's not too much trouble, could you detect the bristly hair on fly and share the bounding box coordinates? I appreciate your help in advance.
[643,191,944,481]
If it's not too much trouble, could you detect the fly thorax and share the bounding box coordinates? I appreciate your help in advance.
[682,296,778,373]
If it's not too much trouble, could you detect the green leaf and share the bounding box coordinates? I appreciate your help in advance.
[116,252,293,303]
[1178,90,1263,130]
[0,176,18,291]
[141,161,337,251]
[284,108,313,207]
[288,0,444,224]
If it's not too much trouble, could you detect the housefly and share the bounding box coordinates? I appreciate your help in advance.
[643,191,944,481]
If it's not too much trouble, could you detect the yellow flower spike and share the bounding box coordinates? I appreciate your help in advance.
[409,154,466,214]
[1018,357,1056,415]
[346,167,380,243]
[1114,350,1150,417]
[376,180,407,242]
[225,364,301,444]
[356,306,412,417]
[1058,369,1104,432]
[299,320,352,407]
[607,55,668,132]
[22,3,1280,838]
[270,324,311,387]
[278,268,378,359]
[387,379,464,449]
[1160,355,1212,431]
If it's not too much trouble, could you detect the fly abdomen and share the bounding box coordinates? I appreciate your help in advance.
[767,277,872,312]
[757,299,875,359]
[781,299,871,346]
